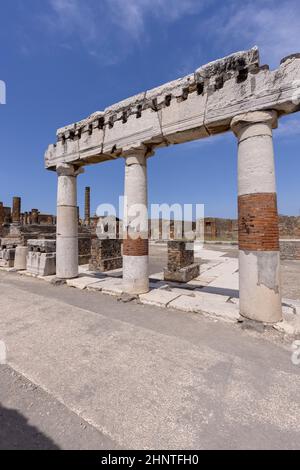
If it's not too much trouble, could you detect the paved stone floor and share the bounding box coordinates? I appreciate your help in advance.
[1,251,300,449]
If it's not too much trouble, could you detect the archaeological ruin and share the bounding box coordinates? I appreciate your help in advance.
[0,46,299,325]
[43,46,300,324]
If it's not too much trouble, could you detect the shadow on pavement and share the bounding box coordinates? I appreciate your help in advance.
[0,402,60,450]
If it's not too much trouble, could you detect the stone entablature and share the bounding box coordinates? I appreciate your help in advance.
[45,48,300,170]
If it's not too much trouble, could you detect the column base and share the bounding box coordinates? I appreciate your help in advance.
[123,255,149,295]
[239,250,282,323]
[56,237,78,280]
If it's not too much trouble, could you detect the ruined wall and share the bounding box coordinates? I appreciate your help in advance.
[166,241,194,271]
[279,216,300,239]
[89,238,122,272]
[280,240,300,260]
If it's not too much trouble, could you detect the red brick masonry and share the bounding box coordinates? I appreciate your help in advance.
[238,193,279,251]
[123,237,149,256]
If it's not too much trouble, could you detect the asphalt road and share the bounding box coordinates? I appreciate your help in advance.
[0,268,300,450]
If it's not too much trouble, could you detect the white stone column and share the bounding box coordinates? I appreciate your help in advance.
[56,163,83,279]
[123,151,149,294]
[231,111,282,323]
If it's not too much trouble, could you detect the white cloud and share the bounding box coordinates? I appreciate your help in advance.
[205,0,300,67]
[274,116,300,138]
[107,0,203,38]
[46,0,206,62]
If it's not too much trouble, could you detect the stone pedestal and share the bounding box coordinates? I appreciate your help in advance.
[164,241,199,283]
[14,246,29,270]
[89,239,122,272]
[231,110,282,323]
[26,240,56,276]
[0,247,15,267]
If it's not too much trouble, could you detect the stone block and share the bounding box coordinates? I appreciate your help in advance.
[89,239,122,272]
[26,252,56,277]
[14,246,29,270]
[164,263,200,283]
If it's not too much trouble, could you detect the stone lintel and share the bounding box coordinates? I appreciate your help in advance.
[45,47,300,169]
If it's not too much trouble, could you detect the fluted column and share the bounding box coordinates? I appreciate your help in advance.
[56,163,83,279]
[231,110,282,323]
[123,151,149,294]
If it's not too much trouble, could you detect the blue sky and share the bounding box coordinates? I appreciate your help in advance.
[0,0,299,218]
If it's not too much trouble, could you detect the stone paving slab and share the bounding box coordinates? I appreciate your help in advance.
[168,295,240,323]
[201,260,238,279]
[139,290,181,307]
[66,276,102,290]
[94,278,124,296]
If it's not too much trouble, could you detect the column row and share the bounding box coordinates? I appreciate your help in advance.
[55,110,282,323]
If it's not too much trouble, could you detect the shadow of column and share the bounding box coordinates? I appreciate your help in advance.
[0,402,60,450]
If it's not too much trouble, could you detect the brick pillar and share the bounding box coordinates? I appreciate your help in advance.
[123,151,149,294]
[56,164,83,279]
[231,110,282,323]
[31,209,39,224]
[84,186,91,226]
[0,202,4,225]
[12,197,21,224]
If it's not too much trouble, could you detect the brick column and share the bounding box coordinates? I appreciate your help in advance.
[123,151,149,294]
[0,202,4,225]
[84,186,91,226]
[12,197,21,224]
[56,163,83,279]
[31,209,39,224]
[231,110,282,323]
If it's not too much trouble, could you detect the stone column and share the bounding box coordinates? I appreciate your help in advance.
[84,186,91,226]
[123,151,149,294]
[12,197,21,224]
[31,209,39,225]
[231,110,282,323]
[56,163,83,279]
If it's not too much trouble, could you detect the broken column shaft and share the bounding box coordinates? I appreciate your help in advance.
[12,197,21,224]
[84,186,91,226]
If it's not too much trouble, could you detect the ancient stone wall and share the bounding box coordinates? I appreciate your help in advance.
[279,216,300,239]
[164,241,199,283]
[89,238,122,272]
[280,240,300,260]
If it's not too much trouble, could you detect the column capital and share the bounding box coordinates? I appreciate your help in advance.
[56,163,84,177]
[123,147,154,166]
[231,110,278,139]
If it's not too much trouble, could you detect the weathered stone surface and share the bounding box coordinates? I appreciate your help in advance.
[280,240,300,260]
[27,239,56,276]
[89,239,122,272]
[139,289,181,308]
[164,263,200,283]
[164,241,199,283]
[45,47,300,169]
[14,246,28,270]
